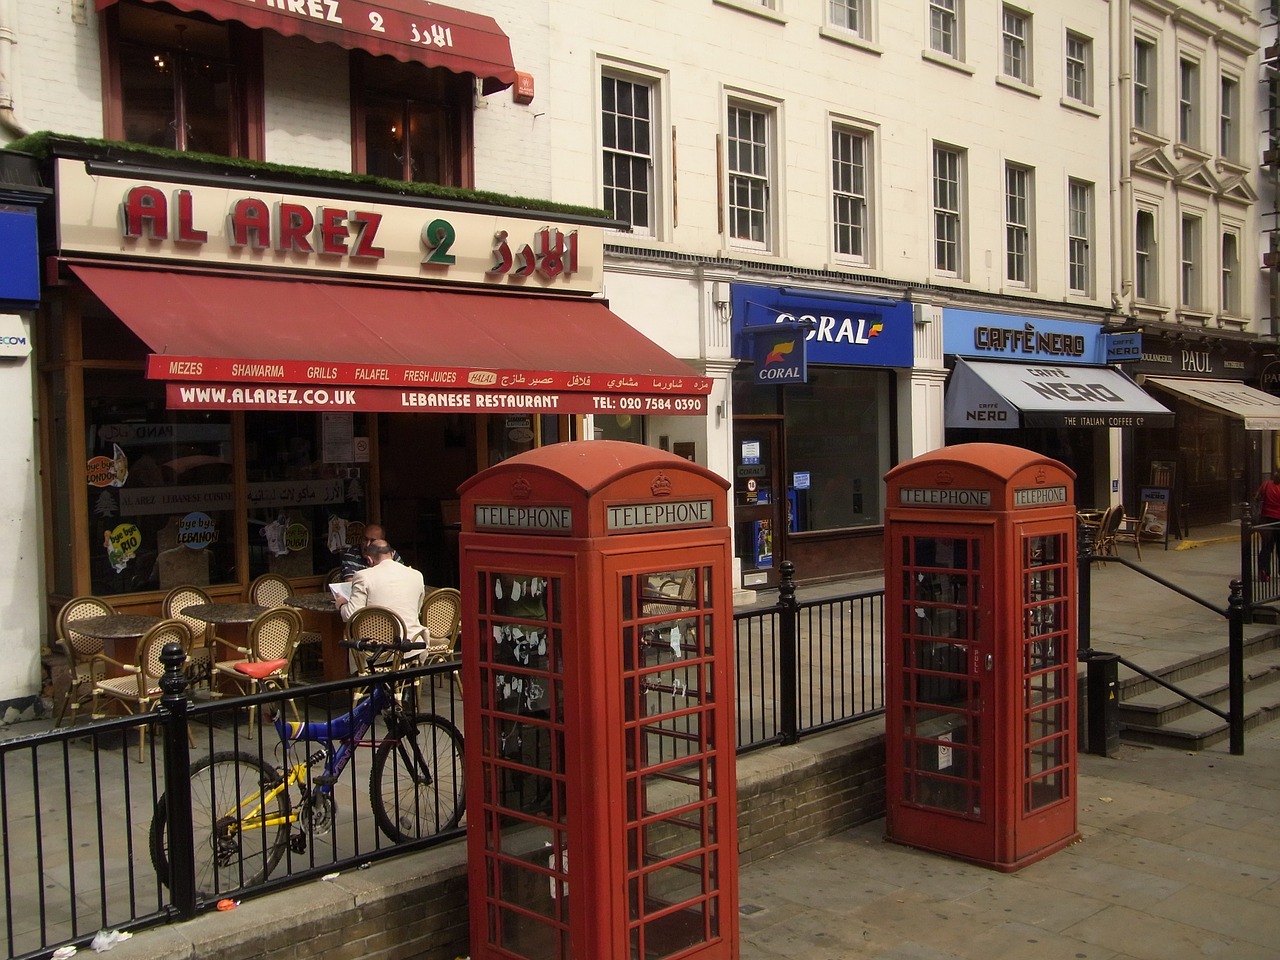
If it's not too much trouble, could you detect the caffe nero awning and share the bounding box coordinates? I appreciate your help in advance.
[94,0,518,93]
[945,358,1174,429]
[70,264,711,416]
[1144,377,1280,431]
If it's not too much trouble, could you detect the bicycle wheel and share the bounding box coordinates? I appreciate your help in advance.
[371,713,465,842]
[150,751,291,898]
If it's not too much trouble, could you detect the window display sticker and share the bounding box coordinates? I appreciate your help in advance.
[177,512,218,549]
[285,522,309,552]
[87,443,129,488]
[793,471,811,490]
[741,440,761,465]
[322,413,355,463]
[938,731,953,770]
[105,523,141,572]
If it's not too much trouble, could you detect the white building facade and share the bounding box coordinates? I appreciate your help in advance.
[0,0,1267,712]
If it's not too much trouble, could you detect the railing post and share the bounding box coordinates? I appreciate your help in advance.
[777,560,799,746]
[159,641,197,918]
[1227,579,1246,756]
[1239,502,1255,621]
[1077,518,1094,660]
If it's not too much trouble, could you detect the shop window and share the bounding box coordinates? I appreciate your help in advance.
[105,1,257,155]
[1067,179,1092,296]
[726,101,776,252]
[1001,6,1031,85]
[832,125,872,263]
[1065,32,1091,106]
[602,72,658,237]
[782,367,892,531]
[244,412,371,580]
[933,143,964,276]
[1135,209,1157,302]
[1178,56,1200,149]
[83,372,237,596]
[1133,38,1155,132]
[353,53,471,185]
[595,414,645,443]
[929,0,962,60]
[1005,162,1032,286]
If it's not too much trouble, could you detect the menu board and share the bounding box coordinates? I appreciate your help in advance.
[1138,486,1172,549]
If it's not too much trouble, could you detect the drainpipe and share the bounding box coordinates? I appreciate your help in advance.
[0,0,29,139]
[1113,0,1134,316]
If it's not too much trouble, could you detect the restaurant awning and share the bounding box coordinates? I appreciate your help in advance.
[69,264,711,416]
[93,0,518,94]
[945,359,1174,429]
[1144,377,1280,431]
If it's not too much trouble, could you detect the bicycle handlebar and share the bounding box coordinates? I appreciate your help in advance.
[340,637,428,653]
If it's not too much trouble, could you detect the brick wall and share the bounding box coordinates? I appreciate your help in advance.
[110,722,886,960]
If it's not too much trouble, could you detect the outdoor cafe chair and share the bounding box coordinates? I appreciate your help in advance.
[213,606,304,735]
[1092,504,1124,560]
[1114,501,1150,560]
[420,588,463,695]
[54,595,114,727]
[249,572,321,653]
[163,583,217,689]
[344,606,409,676]
[90,618,192,762]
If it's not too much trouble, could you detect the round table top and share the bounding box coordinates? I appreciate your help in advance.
[285,592,338,612]
[73,614,163,640]
[181,602,269,625]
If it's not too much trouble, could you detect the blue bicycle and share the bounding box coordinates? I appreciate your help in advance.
[150,637,465,897]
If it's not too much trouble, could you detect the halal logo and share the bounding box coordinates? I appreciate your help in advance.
[765,340,796,364]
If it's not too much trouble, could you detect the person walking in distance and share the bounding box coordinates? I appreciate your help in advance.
[1255,470,1280,582]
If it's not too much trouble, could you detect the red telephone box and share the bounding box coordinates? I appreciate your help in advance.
[458,440,739,960]
[882,443,1079,872]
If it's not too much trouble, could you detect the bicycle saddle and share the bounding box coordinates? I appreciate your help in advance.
[234,659,288,679]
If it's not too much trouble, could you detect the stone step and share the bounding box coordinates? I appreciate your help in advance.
[1119,680,1280,750]
[1118,649,1280,726]
[1114,630,1280,700]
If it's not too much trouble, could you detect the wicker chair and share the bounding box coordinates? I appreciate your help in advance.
[343,606,409,675]
[1091,505,1125,560]
[54,596,114,727]
[91,618,192,762]
[213,606,303,734]
[248,572,321,662]
[247,573,293,607]
[420,588,463,696]
[1114,501,1150,560]
[162,584,216,688]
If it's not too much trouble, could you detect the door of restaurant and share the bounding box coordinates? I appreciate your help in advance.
[732,419,785,589]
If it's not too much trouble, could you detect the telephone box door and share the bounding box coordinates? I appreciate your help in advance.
[886,525,997,863]
[604,548,736,960]
[1012,520,1076,860]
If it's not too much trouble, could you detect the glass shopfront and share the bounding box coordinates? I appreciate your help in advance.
[729,284,912,585]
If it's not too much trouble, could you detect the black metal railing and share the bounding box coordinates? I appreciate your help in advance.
[734,560,886,752]
[1079,523,1246,756]
[5,569,886,959]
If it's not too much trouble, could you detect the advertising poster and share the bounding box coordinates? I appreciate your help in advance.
[1138,486,1171,548]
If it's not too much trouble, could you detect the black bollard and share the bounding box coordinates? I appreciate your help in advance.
[777,560,799,746]
[159,641,196,918]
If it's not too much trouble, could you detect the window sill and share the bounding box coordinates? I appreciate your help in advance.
[920,49,974,76]
[1176,308,1214,325]
[1060,97,1100,118]
[1215,157,1250,177]
[995,75,1042,99]
[1130,127,1168,149]
[712,0,786,25]
[1173,142,1210,162]
[819,25,882,56]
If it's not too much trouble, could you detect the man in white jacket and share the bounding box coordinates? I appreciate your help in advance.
[336,539,427,648]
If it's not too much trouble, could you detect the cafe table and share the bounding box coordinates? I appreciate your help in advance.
[180,601,270,693]
[284,592,346,681]
[73,613,163,672]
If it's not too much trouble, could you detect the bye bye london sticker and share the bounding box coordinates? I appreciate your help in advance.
[87,444,129,488]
